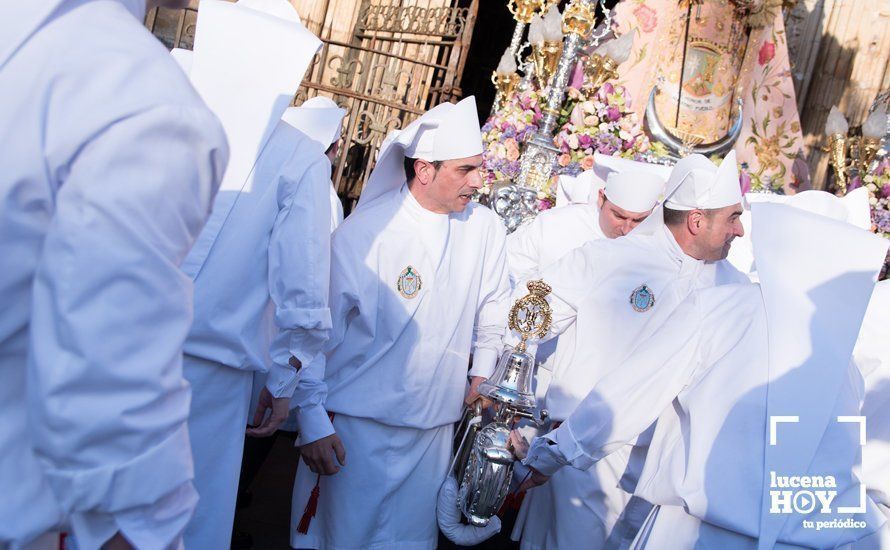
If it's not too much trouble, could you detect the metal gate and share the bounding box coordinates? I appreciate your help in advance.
[146,0,478,211]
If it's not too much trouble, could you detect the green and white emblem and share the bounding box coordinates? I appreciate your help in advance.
[397,265,422,299]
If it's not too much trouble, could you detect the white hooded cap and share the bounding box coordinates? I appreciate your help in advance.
[603,171,666,213]
[785,187,872,230]
[555,170,605,207]
[281,96,346,149]
[189,0,321,194]
[664,150,743,211]
[745,187,872,230]
[727,187,874,277]
[358,96,483,208]
[594,153,670,212]
[557,154,670,209]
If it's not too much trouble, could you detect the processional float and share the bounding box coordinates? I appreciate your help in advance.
[482,0,772,230]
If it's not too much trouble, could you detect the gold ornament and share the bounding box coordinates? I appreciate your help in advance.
[508,0,552,24]
[824,133,848,194]
[562,0,597,38]
[508,280,553,353]
[585,53,620,92]
[491,71,520,111]
[531,40,563,89]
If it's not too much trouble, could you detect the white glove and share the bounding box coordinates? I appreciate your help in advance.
[436,475,501,545]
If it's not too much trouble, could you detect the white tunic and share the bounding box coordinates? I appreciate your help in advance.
[854,280,890,547]
[180,121,332,548]
[183,121,332,397]
[291,185,511,548]
[506,202,604,284]
[0,1,228,548]
[293,184,510,442]
[506,203,604,400]
[527,284,884,548]
[525,205,889,548]
[510,224,746,549]
[513,225,748,421]
[329,182,344,232]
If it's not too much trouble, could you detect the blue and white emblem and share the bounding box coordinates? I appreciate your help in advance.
[629,284,655,312]
[397,265,422,299]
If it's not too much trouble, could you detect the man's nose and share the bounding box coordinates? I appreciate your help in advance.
[467,171,483,189]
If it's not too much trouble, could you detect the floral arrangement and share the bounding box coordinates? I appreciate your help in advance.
[862,155,890,239]
[480,89,544,185]
[554,82,665,176]
[481,75,664,211]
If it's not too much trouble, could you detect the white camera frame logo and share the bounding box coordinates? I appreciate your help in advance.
[769,415,867,515]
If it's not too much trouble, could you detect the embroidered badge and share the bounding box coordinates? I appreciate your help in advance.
[629,284,655,312]
[397,265,422,299]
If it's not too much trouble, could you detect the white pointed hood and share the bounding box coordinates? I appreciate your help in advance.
[357,96,483,209]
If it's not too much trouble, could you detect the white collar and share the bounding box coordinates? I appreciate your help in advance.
[660,225,702,272]
[400,184,449,225]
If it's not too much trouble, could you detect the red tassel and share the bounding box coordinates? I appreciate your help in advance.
[296,412,334,535]
[497,490,526,516]
[297,475,321,534]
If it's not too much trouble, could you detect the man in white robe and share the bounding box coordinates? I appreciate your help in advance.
[520,200,890,548]
[173,3,329,548]
[290,96,512,549]
[507,152,748,549]
[235,96,349,509]
[0,1,229,548]
[245,95,348,429]
[506,157,668,402]
[507,159,666,549]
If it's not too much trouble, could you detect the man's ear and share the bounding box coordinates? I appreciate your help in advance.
[598,188,606,209]
[687,209,705,236]
[415,159,435,186]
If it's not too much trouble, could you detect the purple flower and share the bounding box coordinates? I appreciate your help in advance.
[882,184,890,199]
[602,82,614,95]
[578,134,593,149]
[593,132,623,155]
[873,209,890,233]
[607,106,621,122]
[739,169,752,194]
[556,162,582,177]
[848,175,862,190]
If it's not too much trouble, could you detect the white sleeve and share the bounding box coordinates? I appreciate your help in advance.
[266,157,332,399]
[524,292,706,476]
[505,216,544,286]
[292,234,360,445]
[506,239,607,357]
[27,105,228,550]
[470,220,512,378]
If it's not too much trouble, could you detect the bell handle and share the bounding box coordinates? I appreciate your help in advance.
[511,408,549,426]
